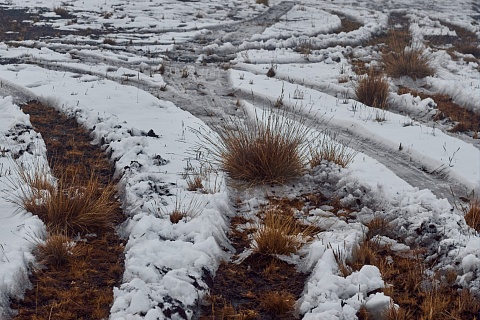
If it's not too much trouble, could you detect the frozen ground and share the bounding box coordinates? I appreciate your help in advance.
[0,0,479,319]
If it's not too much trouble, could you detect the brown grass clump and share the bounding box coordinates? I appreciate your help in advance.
[266,65,276,78]
[259,291,295,315]
[355,69,390,109]
[36,234,74,269]
[310,131,358,168]
[382,31,434,80]
[464,199,480,231]
[252,207,316,255]
[196,109,312,184]
[8,164,117,234]
[255,0,268,6]
[186,174,204,191]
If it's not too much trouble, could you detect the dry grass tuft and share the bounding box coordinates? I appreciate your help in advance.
[168,196,203,224]
[7,163,117,234]
[36,234,75,269]
[259,291,295,315]
[252,207,316,255]
[266,65,276,78]
[186,174,204,191]
[195,109,313,184]
[366,217,391,239]
[310,131,358,168]
[355,68,390,109]
[255,0,269,6]
[348,238,381,271]
[382,31,434,80]
[464,199,480,231]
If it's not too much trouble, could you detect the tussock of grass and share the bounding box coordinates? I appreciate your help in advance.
[252,207,316,255]
[382,31,434,80]
[464,199,480,231]
[310,131,358,168]
[382,47,434,80]
[355,69,390,109]
[36,234,75,269]
[259,291,295,315]
[7,163,116,234]
[196,109,313,184]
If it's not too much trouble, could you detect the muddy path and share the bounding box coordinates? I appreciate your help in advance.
[10,101,125,320]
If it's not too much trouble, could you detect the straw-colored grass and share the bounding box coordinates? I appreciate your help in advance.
[355,69,390,109]
[259,291,295,315]
[464,199,480,231]
[6,163,117,234]
[382,30,434,80]
[36,233,75,269]
[195,109,313,184]
[310,131,358,168]
[252,207,316,255]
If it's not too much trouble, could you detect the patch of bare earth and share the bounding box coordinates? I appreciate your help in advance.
[199,193,330,320]
[10,101,124,320]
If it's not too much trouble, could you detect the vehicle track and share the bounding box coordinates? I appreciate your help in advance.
[1,0,473,208]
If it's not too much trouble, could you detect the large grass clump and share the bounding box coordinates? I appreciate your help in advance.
[7,162,117,234]
[382,31,434,80]
[355,68,390,110]
[197,109,313,184]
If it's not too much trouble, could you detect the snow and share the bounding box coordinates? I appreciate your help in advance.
[0,0,479,318]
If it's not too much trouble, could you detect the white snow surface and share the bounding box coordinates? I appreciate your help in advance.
[0,0,479,318]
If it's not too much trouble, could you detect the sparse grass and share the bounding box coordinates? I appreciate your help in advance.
[166,195,203,224]
[355,68,390,109]
[36,234,75,269]
[7,163,117,234]
[252,207,316,255]
[382,31,434,80]
[259,291,295,315]
[310,131,358,168]
[195,109,313,184]
[186,174,204,191]
[464,199,480,231]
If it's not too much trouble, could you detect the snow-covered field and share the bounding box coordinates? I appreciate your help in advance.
[0,0,479,318]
